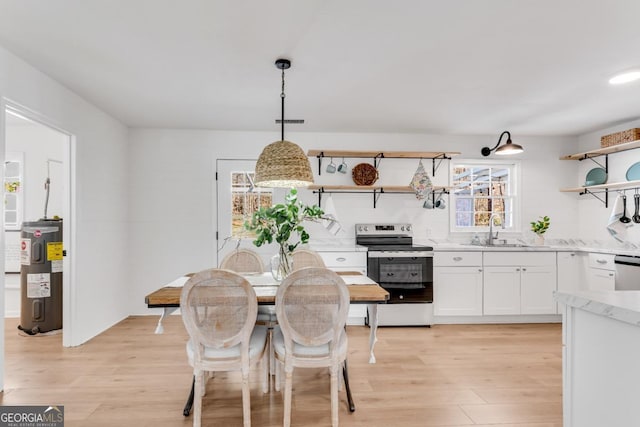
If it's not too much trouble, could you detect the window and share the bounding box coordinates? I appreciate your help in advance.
[4,152,24,231]
[230,171,272,238]
[450,160,520,232]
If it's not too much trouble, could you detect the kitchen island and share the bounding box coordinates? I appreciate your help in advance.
[555,289,640,427]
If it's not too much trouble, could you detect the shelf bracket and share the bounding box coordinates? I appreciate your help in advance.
[373,188,384,208]
[432,153,451,176]
[580,153,608,173]
[580,188,609,208]
[317,152,326,176]
[373,153,384,169]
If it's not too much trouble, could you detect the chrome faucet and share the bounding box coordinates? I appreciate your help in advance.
[487,213,505,246]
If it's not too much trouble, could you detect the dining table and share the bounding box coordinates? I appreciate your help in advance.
[145,270,389,416]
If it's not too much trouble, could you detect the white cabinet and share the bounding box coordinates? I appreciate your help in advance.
[317,251,366,275]
[434,252,483,316]
[483,267,521,315]
[586,253,615,291]
[483,252,557,315]
[316,249,368,324]
[557,252,585,293]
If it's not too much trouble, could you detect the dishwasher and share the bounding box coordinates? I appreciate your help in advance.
[614,255,640,290]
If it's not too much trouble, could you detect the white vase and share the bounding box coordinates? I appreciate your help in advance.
[535,234,545,246]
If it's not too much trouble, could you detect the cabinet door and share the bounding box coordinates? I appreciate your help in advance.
[434,266,483,316]
[483,267,520,315]
[557,252,584,293]
[520,266,557,314]
[587,268,615,291]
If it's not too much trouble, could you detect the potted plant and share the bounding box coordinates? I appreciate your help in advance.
[530,215,550,245]
[244,189,325,280]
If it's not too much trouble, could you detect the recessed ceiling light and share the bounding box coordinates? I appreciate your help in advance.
[609,70,640,85]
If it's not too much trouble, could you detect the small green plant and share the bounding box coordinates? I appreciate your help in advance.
[244,188,325,277]
[530,215,550,235]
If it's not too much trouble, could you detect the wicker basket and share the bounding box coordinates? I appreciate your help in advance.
[352,163,379,186]
[600,128,640,148]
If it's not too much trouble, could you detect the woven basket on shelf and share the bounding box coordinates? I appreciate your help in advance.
[351,163,379,186]
[600,128,640,148]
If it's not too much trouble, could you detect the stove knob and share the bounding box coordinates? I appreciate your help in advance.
[399,294,404,300]
[406,225,412,232]
[363,226,369,232]
[400,226,405,231]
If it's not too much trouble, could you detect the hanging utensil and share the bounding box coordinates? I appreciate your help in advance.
[620,194,631,223]
[633,193,640,223]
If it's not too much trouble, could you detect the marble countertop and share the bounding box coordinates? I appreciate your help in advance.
[555,290,640,327]
[307,238,640,256]
[422,241,640,256]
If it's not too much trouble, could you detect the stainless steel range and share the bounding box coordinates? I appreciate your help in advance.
[356,223,434,326]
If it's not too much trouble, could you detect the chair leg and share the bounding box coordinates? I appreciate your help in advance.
[193,369,203,427]
[283,366,293,427]
[262,348,269,394]
[275,358,282,392]
[330,365,339,427]
[242,370,251,427]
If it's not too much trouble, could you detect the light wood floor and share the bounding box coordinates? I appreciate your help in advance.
[2,316,563,426]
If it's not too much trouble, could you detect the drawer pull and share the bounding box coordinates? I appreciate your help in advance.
[522,268,527,272]
[596,259,607,264]
[453,257,463,261]
[336,257,346,262]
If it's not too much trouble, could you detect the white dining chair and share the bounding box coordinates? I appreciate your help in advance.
[219,248,265,274]
[219,248,277,385]
[180,268,269,427]
[273,267,350,427]
[291,249,326,270]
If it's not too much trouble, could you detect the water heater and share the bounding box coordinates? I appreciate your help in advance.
[18,218,63,334]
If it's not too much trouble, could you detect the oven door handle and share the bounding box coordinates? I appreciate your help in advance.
[368,251,434,258]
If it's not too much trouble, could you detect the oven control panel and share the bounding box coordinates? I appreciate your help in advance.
[355,223,412,236]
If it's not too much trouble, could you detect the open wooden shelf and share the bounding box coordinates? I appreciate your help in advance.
[560,179,640,193]
[560,140,640,160]
[308,184,451,192]
[308,185,451,208]
[307,150,461,159]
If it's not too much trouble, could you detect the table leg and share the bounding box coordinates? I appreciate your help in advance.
[343,358,355,412]
[367,304,378,364]
[154,307,177,334]
[183,375,195,416]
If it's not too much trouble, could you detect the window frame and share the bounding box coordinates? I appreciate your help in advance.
[448,159,522,234]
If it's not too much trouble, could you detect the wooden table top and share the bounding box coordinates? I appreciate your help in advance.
[145,271,389,307]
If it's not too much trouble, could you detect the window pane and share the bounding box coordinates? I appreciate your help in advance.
[451,162,516,230]
[230,172,272,238]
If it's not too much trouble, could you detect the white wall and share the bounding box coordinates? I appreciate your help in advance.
[129,129,578,314]
[6,122,66,221]
[0,45,130,349]
[577,118,640,246]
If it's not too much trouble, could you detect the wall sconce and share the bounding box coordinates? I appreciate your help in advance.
[481,131,524,156]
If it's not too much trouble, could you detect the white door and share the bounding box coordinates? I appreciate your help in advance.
[215,159,285,269]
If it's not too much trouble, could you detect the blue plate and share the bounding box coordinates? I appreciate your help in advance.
[585,167,607,186]
[626,162,640,181]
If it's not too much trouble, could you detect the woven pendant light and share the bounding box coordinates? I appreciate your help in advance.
[254,59,314,188]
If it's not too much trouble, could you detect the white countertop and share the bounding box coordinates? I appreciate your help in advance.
[555,290,640,327]
[424,241,640,256]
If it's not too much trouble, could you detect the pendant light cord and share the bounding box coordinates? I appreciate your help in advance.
[281,68,286,141]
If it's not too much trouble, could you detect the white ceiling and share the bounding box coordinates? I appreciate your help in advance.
[1,0,640,136]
